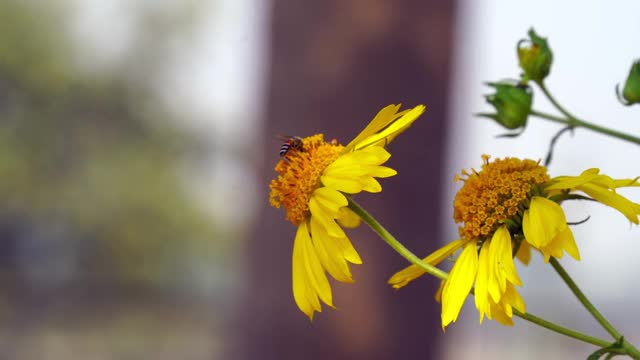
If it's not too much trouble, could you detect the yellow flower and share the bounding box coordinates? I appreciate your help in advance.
[389,156,640,329]
[270,104,426,319]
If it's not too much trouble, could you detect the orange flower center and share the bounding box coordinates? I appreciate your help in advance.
[454,155,549,240]
[269,134,343,225]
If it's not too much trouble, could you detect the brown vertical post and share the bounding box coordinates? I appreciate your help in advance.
[231,1,456,359]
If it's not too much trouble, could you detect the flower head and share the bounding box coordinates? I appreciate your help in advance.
[389,155,640,329]
[270,104,426,319]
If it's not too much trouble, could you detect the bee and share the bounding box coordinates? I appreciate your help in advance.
[279,136,304,158]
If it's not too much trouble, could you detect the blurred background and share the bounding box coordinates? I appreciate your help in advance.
[0,0,639,359]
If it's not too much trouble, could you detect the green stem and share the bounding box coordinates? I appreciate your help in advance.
[537,81,580,121]
[549,258,640,359]
[347,197,614,350]
[512,308,610,348]
[530,109,640,146]
[549,258,619,338]
[347,197,448,281]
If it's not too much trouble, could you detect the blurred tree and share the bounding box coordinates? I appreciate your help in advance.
[0,0,220,293]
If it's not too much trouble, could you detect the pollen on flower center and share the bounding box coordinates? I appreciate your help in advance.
[454,155,550,240]
[269,134,344,225]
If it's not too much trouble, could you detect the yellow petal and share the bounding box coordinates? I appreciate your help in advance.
[474,241,492,324]
[333,231,363,264]
[292,222,322,319]
[588,174,617,190]
[503,282,526,314]
[359,176,382,193]
[336,207,360,228]
[546,168,601,191]
[388,239,466,289]
[434,279,445,303]
[579,183,640,224]
[554,226,580,261]
[536,226,578,263]
[309,216,353,283]
[320,174,364,194]
[308,197,345,237]
[539,238,565,263]
[489,302,514,326]
[613,177,640,188]
[515,241,531,265]
[353,105,426,151]
[362,165,397,178]
[342,104,405,153]
[322,164,396,182]
[300,222,333,308]
[493,226,522,287]
[522,197,582,263]
[441,242,478,329]
[312,187,348,214]
[333,146,392,167]
[523,196,567,248]
[487,227,522,304]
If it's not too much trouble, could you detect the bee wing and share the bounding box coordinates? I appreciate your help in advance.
[275,134,294,142]
[342,104,425,153]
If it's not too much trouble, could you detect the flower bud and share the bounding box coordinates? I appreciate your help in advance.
[617,60,640,106]
[517,29,553,83]
[479,82,532,130]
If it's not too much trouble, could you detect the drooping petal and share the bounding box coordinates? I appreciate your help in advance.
[515,240,532,265]
[538,233,566,262]
[332,230,363,264]
[336,207,360,228]
[301,223,333,307]
[489,302,514,326]
[493,226,523,287]
[474,241,492,323]
[546,168,601,191]
[556,226,580,260]
[523,197,579,263]
[491,283,524,326]
[434,279,445,302]
[549,169,640,224]
[613,177,640,188]
[579,183,640,224]
[488,226,522,303]
[308,197,345,238]
[588,173,618,189]
[388,239,466,289]
[441,242,478,329]
[523,196,567,248]
[309,216,353,283]
[292,221,332,320]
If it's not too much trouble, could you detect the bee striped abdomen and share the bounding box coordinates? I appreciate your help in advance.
[279,136,304,158]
